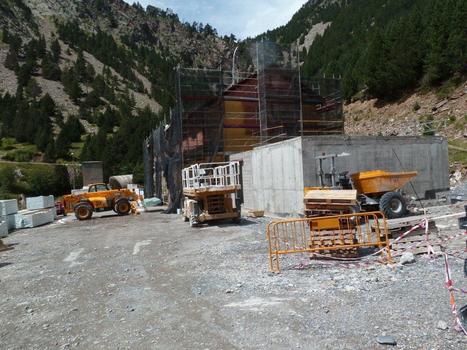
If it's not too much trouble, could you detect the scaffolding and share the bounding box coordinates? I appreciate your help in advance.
[256,41,343,144]
[144,41,344,212]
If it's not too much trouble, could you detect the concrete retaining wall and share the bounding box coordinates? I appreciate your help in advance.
[231,137,304,216]
[231,135,449,216]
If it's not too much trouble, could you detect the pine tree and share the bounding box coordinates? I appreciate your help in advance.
[51,39,61,62]
[42,53,61,81]
[43,139,56,163]
[74,50,87,82]
[25,78,42,100]
[445,0,467,75]
[365,29,393,97]
[62,67,82,102]
[4,49,19,71]
[17,61,34,87]
[1,27,9,43]
[39,94,56,116]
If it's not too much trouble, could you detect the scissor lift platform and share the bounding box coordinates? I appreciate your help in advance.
[182,162,241,227]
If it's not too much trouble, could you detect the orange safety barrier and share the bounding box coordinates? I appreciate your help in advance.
[266,211,392,273]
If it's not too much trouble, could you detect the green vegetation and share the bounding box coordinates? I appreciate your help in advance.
[0,162,71,198]
[0,22,164,184]
[260,0,466,101]
[448,139,467,167]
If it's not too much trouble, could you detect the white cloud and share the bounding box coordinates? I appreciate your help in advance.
[125,0,308,39]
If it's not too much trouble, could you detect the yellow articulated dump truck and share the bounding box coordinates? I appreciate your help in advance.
[63,183,140,220]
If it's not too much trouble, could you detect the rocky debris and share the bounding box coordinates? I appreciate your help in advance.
[299,21,332,52]
[400,252,416,265]
[451,181,467,202]
[376,335,397,346]
[345,82,467,141]
[1,207,466,349]
[437,320,449,330]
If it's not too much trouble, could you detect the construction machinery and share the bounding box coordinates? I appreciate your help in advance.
[305,153,418,219]
[182,162,241,227]
[63,183,140,220]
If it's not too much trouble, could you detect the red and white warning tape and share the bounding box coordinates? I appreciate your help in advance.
[292,215,467,335]
[443,252,467,335]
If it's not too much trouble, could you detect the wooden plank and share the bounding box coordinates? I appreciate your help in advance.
[391,245,442,257]
[304,190,357,201]
[305,203,356,209]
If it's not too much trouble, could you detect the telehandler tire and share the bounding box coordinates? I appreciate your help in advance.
[379,191,407,219]
[114,199,131,216]
[74,203,93,220]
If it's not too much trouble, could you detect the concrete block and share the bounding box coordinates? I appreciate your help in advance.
[26,195,55,210]
[0,199,19,216]
[0,221,8,238]
[14,208,54,229]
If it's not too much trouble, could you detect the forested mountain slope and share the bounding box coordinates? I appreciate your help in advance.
[0,0,234,183]
[260,0,466,173]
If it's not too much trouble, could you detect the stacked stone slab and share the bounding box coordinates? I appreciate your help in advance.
[0,221,8,238]
[0,199,19,234]
[26,196,55,210]
[12,195,56,229]
[14,208,55,229]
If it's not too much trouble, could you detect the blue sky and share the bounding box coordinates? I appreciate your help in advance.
[127,0,308,39]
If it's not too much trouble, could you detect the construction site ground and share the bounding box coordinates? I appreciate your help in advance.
[1,207,466,349]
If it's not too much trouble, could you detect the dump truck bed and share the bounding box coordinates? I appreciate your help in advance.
[351,170,418,195]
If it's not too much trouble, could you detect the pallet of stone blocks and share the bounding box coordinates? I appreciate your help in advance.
[13,208,55,229]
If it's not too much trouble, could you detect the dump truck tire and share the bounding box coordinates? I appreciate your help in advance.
[114,199,131,216]
[379,191,407,219]
[74,203,93,220]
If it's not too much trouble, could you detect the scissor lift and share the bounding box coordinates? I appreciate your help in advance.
[182,162,241,227]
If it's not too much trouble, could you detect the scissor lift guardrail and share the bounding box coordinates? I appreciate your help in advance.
[182,162,241,191]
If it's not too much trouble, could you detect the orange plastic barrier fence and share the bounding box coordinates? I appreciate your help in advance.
[267,211,392,273]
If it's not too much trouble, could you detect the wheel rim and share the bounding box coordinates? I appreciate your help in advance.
[119,202,130,212]
[389,198,403,213]
[78,207,88,218]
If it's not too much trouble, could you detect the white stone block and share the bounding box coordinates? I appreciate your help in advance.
[26,195,55,210]
[13,208,55,229]
[0,199,19,215]
[0,221,8,238]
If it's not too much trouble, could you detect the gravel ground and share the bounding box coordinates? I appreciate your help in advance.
[0,209,466,349]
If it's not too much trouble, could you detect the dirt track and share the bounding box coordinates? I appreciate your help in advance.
[1,210,466,349]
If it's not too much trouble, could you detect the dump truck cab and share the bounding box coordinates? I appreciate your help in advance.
[62,183,139,220]
[88,183,111,192]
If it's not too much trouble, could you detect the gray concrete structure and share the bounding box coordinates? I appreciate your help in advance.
[82,161,104,186]
[231,136,449,216]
